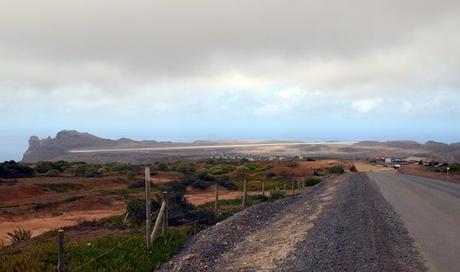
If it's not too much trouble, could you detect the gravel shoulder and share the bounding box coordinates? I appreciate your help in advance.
[157,174,427,272]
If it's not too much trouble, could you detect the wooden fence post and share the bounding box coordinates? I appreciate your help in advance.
[214,182,219,219]
[57,229,65,272]
[297,179,301,194]
[242,178,247,208]
[162,192,168,235]
[291,180,295,196]
[145,166,152,251]
[151,200,166,243]
[261,181,265,197]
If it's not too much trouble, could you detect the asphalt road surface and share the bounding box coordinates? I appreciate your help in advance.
[369,173,460,272]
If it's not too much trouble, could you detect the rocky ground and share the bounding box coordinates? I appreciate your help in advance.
[157,173,427,272]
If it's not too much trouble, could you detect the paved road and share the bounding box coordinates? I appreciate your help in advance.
[369,173,460,272]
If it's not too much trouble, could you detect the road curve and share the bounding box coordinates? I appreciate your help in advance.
[369,173,460,272]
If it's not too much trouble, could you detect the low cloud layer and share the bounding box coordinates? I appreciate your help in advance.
[1,0,459,157]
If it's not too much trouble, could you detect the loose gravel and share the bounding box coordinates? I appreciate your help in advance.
[157,173,428,272]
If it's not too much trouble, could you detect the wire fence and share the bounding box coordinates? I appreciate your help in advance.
[54,168,309,271]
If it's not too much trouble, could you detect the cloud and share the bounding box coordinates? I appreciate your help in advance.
[351,98,383,113]
[0,0,459,120]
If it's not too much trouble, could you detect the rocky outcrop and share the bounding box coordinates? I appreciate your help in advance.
[22,130,115,162]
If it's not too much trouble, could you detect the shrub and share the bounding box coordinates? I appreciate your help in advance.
[44,169,62,177]
[194,169,215,181]
[171,162,195,175]
[243,163,257,171]
[84,169,103,177]
[304,177,322,187]
[270,188,285,200]
[286,161,299,168]
[217,177,237,190]
[127,180,145,189]
[191,180,213,190]
[313,169,327,176]
[0,161,35,178]
[209,165,235,175]
[7,228,32,244]
[328,165,345,174]
[126,198,159,225]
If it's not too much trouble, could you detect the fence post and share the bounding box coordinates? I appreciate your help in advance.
[297,179,301,194]
[162,192,168,235]
[214,182,219,219]
[151,200,166,243]
[261,181,265,197]
[57,229,65,272]
[145,166,152,251]
[242,178,247,208]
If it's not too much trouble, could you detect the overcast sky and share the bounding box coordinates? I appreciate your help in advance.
[1,0,460,160]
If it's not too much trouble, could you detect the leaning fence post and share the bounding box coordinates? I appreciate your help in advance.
[145,166,152,251]
[161,192,168,235]
[214,182,219,219]
[242,177,247,207]
[57,229,65,272]
[151,200,166,243]
[261,181,265,197]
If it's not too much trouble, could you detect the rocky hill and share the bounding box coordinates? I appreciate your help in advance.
[21,130,460,163]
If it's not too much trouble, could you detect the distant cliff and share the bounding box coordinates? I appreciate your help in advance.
[21,130,460,163]
[22,130,116,162]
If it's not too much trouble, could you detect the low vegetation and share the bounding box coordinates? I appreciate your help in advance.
[6,228,32,244]
[39,183,86,192]
[0,158,348,270]
[304,177,322,187]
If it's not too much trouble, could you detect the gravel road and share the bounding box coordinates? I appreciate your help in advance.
[370,173,460,272]
[157,173,427,272]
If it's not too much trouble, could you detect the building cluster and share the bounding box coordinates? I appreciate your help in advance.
[209,153,309,162]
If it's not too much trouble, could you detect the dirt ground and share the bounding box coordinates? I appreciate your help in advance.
[185,186,270,206]
[353,161,396,173]
[0,176,127,245]
[399,164,460,184]
[0,160,344,244]
[264,160,347,176]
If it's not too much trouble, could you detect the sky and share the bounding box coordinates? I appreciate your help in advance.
[1,0,460,161]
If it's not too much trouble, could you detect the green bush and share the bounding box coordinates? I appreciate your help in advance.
[44,169,62,177]
[84,169,103,177]
[286,161,299,168]
[270,188,285,200]
[209,165,235,175]
[191,180,213,190]
[126,198,159,225]
[328,165,345,174]
[217,176,237,190]
[0,160,35,178]
[304,177,322,187]
[243,163,258,171]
